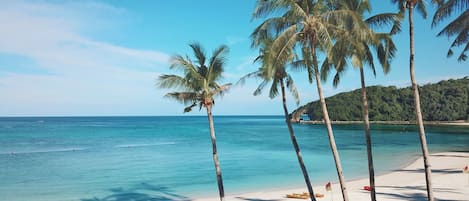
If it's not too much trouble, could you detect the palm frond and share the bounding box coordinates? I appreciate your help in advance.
[269,78,280,99]
[253,80,270,96]
[437,10,468,37]
[289,59,307,72]
[169,55,203,82]
[164,92,199,105]
[391,0,407,14]
[189,42,206,67]
[332,70,343,88]
[362,43,376,76]
[376,36,395,74]
[157,74,188,90]
[320,57,334,82]
[415,1,428,18]
[366,13,400,29]
[208,45,229,84]
[237,70,262,86]
[252,0,281,19]
[213,83,232,98]
[251,17,293,48]
[184,102,197,113]
[286,74,300,105]
[432,0,468,26]
[457,41,469,61]
[390,13,404,35]
[300,45,314,83]
[268,25,298,76]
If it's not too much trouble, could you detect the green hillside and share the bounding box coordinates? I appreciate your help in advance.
[292,77,469,121]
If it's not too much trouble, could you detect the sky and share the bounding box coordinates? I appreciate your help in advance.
[0,0,467,116]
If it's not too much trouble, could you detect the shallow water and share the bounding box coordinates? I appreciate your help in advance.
[0,116,468,201]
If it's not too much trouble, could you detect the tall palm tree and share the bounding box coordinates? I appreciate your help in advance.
[432,0,469,61]
[252,1,351,200]
[239,37,317,201]
[157,43,231,201]
[391,0,434,200]
[321,1,398,201]
[321,0,399,201]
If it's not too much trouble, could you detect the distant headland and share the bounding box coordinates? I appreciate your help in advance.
[291,77,469,123]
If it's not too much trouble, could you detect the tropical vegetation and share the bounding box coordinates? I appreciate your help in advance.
[156,43,231,201]
[292,77,469,122]
[155,1,468,200]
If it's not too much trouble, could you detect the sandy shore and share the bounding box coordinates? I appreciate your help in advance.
[194,152,469,201]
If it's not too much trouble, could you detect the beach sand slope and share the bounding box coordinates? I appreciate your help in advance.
[194,152,469,201]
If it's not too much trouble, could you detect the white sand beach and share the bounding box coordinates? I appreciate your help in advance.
[195,152,469,201]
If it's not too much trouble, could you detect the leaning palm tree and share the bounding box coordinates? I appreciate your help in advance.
[432,0,469,61]
[157,43,231,201]
[239,37,317,201]
[252,1,350,200]
[391,0,434,200]
[321,1,398,200]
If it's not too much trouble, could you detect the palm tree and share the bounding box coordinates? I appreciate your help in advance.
[157,43,231,201]
[321,1,398,201]
[252,1,351,200]
[240,37,317,201]
[391,0,434,200]
[432,0,469,61]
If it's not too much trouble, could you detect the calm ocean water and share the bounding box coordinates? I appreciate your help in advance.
[0,116,468,201]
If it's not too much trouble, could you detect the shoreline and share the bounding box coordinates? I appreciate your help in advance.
[297,120,469,126]
[193,151,469,201]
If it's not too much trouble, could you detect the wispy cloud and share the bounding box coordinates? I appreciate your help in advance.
[0,1,170,115]
[0,1,169,75]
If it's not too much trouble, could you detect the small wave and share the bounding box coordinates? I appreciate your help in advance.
[0,148,86,155]
[115,142,176,148]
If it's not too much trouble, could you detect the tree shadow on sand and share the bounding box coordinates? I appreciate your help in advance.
[81,182,192,201]
[431,153,469,158]
[235,197,282,201]
[376,185,465,201]
[394,168,463,174]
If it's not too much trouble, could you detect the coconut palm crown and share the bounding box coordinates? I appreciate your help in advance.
[157,43,231,113]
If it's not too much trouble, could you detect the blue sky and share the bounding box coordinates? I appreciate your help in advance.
[0,0,467,116]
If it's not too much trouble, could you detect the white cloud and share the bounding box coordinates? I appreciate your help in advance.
[0,1,170,116]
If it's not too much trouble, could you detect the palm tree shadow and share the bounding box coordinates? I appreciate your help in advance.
[431,153,469,158]
[235,197,282,201]
[376,191,428,201]
[376,185,464,201]
[394,168,463,174]
[81,182,191,201]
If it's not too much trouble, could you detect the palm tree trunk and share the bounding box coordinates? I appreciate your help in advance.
[310,37,349,201]
[206,105,225,201]
[280,79,317,201]
[360,68,376,201]
[408,4,434,201]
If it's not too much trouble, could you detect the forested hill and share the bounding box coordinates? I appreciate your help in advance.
[291,77,469,122]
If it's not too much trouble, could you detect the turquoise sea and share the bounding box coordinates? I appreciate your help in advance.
[0,116,468,201]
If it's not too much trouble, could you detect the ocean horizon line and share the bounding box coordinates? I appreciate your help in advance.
[0,114,285,118]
